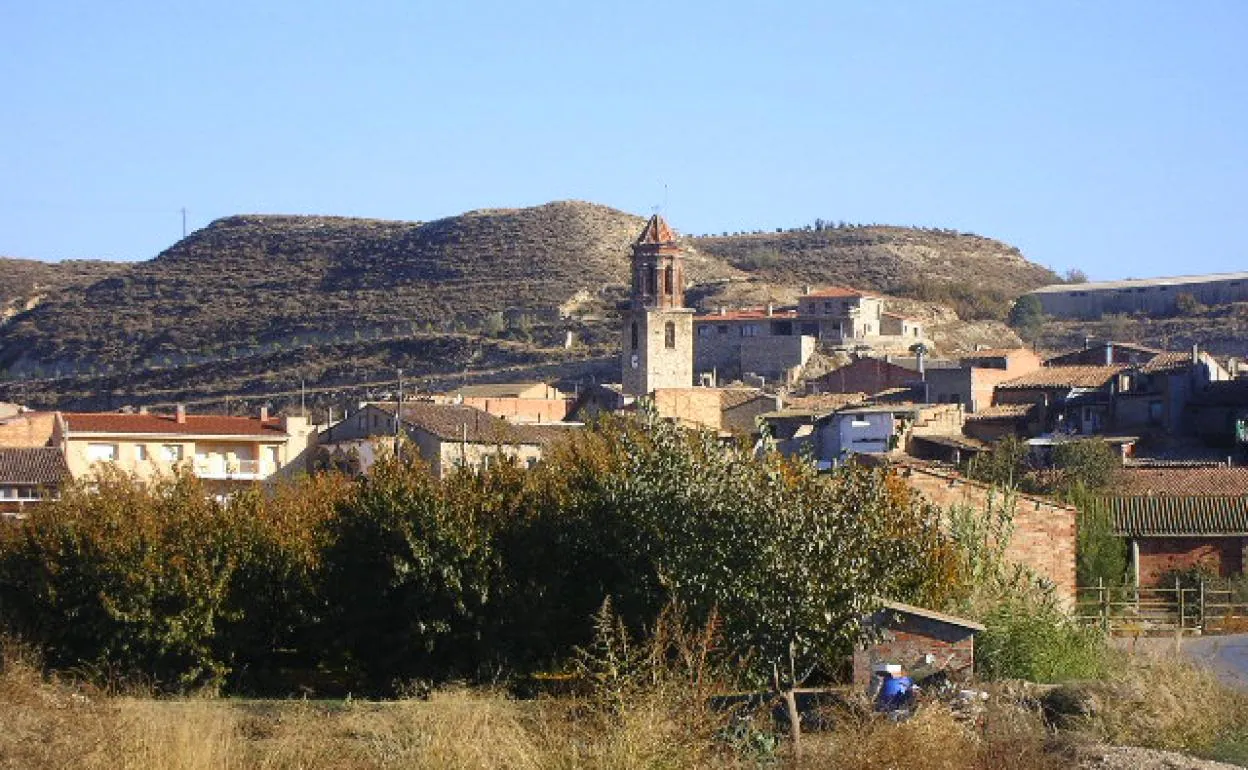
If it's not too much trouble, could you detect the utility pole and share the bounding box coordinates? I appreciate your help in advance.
[180,207,187,239]
[393,368,403,455]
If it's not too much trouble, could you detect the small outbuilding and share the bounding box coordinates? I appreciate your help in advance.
[852,600,986,692]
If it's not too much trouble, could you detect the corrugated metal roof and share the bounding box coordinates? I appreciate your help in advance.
[1030,271,1248,294]
[1106,495,1248,536]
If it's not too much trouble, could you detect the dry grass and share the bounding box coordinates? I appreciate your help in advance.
[3,646,1245,769]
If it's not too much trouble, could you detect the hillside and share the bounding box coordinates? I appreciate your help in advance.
[690,226,1059,320]
[0,257,129,322]
[0,202,1057,409]
[1035,303,1248,358]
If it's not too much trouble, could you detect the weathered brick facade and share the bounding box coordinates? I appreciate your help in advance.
[622,215,695,395]
[852,602,982,691]
[898,463,1078,610]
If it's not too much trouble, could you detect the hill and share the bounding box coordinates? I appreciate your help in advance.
[0,257,129,323]
[0,202,1057,409]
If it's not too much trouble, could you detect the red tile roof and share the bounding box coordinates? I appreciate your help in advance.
[379,402,540,445]
[63,412,287,437]
[1137,351,1195,374]
[1112,467,1248,496]
[966,403,1037,421]
[0,447,70,486]
[996,365,1123,390]
[635,214,676,245]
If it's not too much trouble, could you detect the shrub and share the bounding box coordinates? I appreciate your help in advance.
[977,599,1107,682]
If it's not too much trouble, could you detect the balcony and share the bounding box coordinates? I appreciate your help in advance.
[193,458,270,480]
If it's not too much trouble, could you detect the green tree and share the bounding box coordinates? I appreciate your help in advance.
[1051,439,1117,499]
[967,435,1030,489]
[1007,295,1046,337]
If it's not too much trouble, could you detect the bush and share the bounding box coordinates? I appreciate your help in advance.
[977,599,1107,682]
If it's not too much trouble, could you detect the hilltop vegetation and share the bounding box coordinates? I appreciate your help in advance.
[0,201,1059,408]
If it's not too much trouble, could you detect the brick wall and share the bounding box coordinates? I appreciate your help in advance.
[852,613,977,690]
[899,464,1078,610]
[808,358,918,396]
[1136,537,1246,586]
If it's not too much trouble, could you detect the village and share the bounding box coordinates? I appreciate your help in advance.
[2,215,1245,608]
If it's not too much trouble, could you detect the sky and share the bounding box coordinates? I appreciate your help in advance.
[2,1,1246,280]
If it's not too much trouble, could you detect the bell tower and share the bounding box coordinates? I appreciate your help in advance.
[621,215,694,395]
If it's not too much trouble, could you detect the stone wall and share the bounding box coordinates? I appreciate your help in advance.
[622,308,694,395]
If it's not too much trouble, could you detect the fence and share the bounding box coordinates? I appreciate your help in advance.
[1076,578,1248,635]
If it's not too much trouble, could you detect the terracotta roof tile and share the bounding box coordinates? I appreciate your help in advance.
[0,447,70,486]
[1137,351,1195,374]
[1107,496,1248,536]
[1112,467,1248,496]
[63,412,286,437]
[996,365,1123,390]
[379,402,540,445]
[966,403,1037,421]
[635,214,676,245]
[719,388,768,411]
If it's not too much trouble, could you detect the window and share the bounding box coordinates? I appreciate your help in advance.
[161,444,184,463]
[698,325,713,338]
[87,443,117,462]
[823,301,833,312]
[664,321,676,349]
[665,264,675,295]
[136,445,148,462]
[740,324,759,337]
[630,322,639,350]
[717,324,729,335]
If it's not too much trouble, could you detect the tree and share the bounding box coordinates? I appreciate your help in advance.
[1064,268,1089,284]
[1175,291,1204,316]
[1007,295,1046,336]
[1051,439,1117,498]
[542,407,954,754]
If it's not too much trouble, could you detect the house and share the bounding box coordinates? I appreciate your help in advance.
[923,348,1043,413]
[1187,379,1248,452]
[963,403,1039,443]
[434,382,573,424]
[804,356,919,397]
[0,447,71,515]
[320,402,577,477]
[53,407,317,492]
[991,365,1125,435]
[1026,272,1248,319]
[1105,465,1248,585]
[0,410,57,448]
[1112,348,1231,435]
[761,402,962,467]
[692,287,926,385]
[1046,341,1161,367]
[852,600,985,692]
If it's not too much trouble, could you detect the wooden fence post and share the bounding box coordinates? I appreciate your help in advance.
[1177,576,1185,633]
[1099,577,1108,632]
[1199,578,1206,631]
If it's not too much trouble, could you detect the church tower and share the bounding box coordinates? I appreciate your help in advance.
[621,215,694,395]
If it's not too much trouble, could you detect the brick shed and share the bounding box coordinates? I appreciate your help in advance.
[852,600,985,691]
[1107,495,1248,586]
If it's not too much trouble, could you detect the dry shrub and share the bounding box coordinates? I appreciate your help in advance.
[1085,655,1248,753]
[802,701,1063,770]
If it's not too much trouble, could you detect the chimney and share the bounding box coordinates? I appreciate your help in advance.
[802,285,812,296]
[1104,342,1114,366]
[1084,336,1093,350]
[139,406,149,415]
[175,404,186,424]
[1191,343,1200,364]
[718,305,726,316]
[766,302,774,317]
[260,406,269,422]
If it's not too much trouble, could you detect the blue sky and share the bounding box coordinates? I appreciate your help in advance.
[2,1,1245,280]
